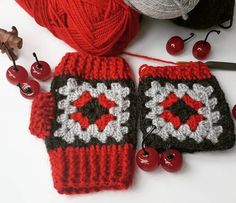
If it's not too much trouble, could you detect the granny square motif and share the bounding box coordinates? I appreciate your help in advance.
[139,62,235,153]
[54,78,130,144]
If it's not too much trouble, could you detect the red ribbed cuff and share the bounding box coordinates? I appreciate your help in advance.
[139,62,212,81]
[54,52,134,80]
[48,144,135,194]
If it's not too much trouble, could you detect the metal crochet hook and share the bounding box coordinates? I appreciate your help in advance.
[207,61,236,71]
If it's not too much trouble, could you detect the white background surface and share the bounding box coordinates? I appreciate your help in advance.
[1,1,236,203]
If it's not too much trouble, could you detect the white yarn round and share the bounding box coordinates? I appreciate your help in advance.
[124,0,200,20]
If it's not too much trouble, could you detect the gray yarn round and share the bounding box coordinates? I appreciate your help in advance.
[124,0,200,20]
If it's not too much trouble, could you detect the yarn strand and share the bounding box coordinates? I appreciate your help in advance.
[122,51,177,65]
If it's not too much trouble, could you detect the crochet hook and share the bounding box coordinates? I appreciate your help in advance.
[207,61,236,71]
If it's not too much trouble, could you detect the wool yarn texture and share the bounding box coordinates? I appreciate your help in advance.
[29,53,137,194]
[124,0,199,20]
[16,0,140,56]
[138,62,235,153]
[172,0,235,29]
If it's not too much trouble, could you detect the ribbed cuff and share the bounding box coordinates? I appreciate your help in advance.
[48,143,135,194]
[54,52,134,80]
[139,62,212,81]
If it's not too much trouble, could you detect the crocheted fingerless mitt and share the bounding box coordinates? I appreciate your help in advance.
[138,62,235,153]
[29,53,137,194]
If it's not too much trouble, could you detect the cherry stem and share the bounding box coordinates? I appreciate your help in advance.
[141,126,157,156]
[33,52,42,69]
[1,42,18,72]
[204,30,221,43]
[167,153,175,160]
[165,143,174,159]
[183,33,195,42]
[17,83,32,94]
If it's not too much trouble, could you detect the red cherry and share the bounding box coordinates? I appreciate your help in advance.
[19,80,41,99]
[136,147,160,172]
[192,41,211,60]
[6,65,28,85]
[166,33,194,55]
[232,105,236,119]
[2,42,28,85]
[166,36,184,55]
[31,53,51,81]
[193,30,220,60]
[161,149,183,173]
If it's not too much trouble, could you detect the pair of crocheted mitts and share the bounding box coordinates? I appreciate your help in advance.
[29,53,235,194]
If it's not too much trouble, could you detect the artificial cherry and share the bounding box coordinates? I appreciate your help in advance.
[6,64,28,85]
[166,33,195,55]
[160,149,183,173]
[18,79,41,99]
[1,42,28,85]
[31,52,51,81]
[192,30,221,60]
[232,105,236,119]
[136,147,160,172]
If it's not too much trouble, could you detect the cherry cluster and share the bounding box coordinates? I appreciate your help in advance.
[136,127,183,173]
[3,43,51,99]
[166,30,221,60]
[136,147,183,173]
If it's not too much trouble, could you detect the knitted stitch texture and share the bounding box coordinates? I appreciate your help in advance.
[138,62,235,153]
[125,0,199,20]
[29,53,137,194]
[15,0,140,56]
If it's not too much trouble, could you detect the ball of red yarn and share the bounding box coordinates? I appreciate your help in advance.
[16,0,140,56]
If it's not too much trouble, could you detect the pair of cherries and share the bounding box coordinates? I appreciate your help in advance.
[5,46,51,99]
[136,127,183,173]
[136,147,183,173]
[166,30,221,60]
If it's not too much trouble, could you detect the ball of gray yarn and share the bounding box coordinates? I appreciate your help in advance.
[125,0,200,20]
